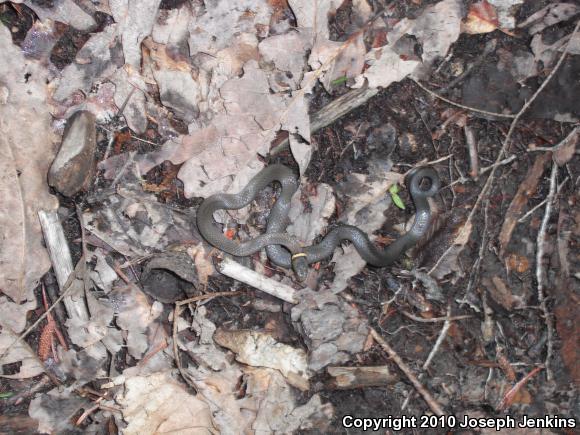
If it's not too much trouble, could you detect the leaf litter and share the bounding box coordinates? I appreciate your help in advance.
[0,0,578,431]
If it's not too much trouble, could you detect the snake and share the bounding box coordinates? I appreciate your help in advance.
[197,164,440,280]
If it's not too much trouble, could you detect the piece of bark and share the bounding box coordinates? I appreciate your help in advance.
[499,153,551,256]
[327,366,398,389]
[552,127,579,166]
[48,111,97,197]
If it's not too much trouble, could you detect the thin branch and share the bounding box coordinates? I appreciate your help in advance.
[369,327,445,416]
[535,162,558,381]
[400,311,472,323]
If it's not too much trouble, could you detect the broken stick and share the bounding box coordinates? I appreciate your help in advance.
[217,257,299,304]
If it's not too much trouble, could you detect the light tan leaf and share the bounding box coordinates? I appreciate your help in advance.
[188,0,272,56]
[486,0,524,30]
[109,0,162,68]
[388,0,462,72]
[117,372,216,435]
[309,34,366,92]
[0,331,44,379]
[0,25,58,303]
[357,45,420,89]
[214,328,310,390]
[288,0,345,39]
[0,297,37,333]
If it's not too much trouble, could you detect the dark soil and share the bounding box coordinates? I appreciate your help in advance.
[1,0,579,433]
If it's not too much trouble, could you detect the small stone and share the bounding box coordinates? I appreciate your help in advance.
[48,111,97,196]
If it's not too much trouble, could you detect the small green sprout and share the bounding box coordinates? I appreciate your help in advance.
[330,76,348,86]
[389,184,406,210]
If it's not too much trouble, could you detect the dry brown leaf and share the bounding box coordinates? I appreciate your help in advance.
[430,219,473,280]
[499,153,551,256]
[552,127,579,166]
[109,285,163,359]
[463,0,499,34]
[506,253,530,274]
[0,25,58,303]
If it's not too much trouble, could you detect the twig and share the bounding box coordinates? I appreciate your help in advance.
[497,366,543,410]
[424,307,453,371]
[217,257,299,304]
[369,327,445,416]
[464,125,479,179]
[411,78,516,119]
[400,311,472,323]
[457,200,490,312]
[176,291,242,307]
[535,162,558,381]
[479,155,517,174]
[402,306,455,411]
[430,19,580,276]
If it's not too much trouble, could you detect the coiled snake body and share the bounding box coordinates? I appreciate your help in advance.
[197,164,440,280]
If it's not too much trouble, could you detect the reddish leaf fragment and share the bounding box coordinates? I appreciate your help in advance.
[463,0,499,34]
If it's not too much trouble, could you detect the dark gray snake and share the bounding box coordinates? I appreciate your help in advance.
[197,164,440,280]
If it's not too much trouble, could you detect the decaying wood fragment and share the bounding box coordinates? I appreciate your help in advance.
[327,366,398,389]
[38,210,89,322]
[218,257,298,304]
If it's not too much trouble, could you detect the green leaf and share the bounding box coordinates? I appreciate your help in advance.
[389,184,406,210]
[331,76,347,86]
[0,391,14,399]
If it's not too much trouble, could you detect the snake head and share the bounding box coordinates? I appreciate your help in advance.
[291,253,309,281]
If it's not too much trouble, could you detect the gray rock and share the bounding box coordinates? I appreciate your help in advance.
[48,111,97,196]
